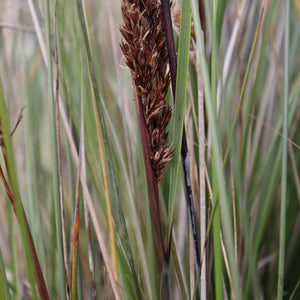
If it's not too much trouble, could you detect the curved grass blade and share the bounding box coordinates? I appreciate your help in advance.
[0,79,50,300]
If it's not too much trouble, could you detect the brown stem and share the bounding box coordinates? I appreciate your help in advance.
[23,207,50,300]
[0,165,50,300]
[132,77,165,268]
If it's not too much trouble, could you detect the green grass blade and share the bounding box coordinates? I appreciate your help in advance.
[76,1,142,298]
[0,247,10,300]
[216,0,226,43]
[8,206,21,300]
[0,78,43,300]
[44,0,67,298]
[167,0,192,243]
[210,2,224,296]
[191,0,241,298]
[277,0,290,298]
[224,4,264,164]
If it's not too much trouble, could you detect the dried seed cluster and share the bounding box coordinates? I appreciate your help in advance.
[120,0,174,182]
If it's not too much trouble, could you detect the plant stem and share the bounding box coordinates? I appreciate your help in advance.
[277,0,289,298]
[132,78,165,268]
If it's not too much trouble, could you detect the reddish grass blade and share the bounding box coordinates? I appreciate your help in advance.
[133,80,165,267]
[0,165,50,300]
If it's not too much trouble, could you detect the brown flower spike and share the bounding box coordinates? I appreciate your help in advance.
[120,0,174,182]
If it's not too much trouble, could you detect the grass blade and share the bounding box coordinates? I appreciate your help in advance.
[161,0,201,272]
[191,0,242,298]
[75,0,118,284]
[71,143,82,300]
[277,0,290,298]
[0,79,49,300]
[44,0,67,297]
[0,247,10,300]
[167,0,192,250]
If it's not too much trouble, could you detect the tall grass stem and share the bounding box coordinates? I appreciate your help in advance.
[277,0,290,298]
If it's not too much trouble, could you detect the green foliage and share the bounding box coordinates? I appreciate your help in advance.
[0,0,300,299]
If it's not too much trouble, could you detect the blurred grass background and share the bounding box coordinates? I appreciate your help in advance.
[0,0,300,299]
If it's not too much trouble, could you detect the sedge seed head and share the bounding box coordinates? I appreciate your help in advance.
[120,0,174,181]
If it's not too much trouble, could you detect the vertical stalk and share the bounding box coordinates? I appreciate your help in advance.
[191,0,242,297]
[76,0,119,284]
[211,1,223,298]
[132,80,165,267]
[277,0,289,298]
[120,1,175,278]
[0,247,10,300]
[44,0,66,298]
[161,0,200,269]
[197,52,206,299]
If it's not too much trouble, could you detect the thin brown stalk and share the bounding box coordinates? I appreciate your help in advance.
[133,80,165,264]
[248,112,300,150]
[10,107,25,137]
[0,107,25,181]
[120,0,174,268]
[0,164,15,208]
[54,3,70,298]
[0,108,50,300]
[0,162,50,300]
[71,143,82,300]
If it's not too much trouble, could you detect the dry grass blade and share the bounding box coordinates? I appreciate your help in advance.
[248,113,300,150]
[10,106,25,137]
[196,51,207,299]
